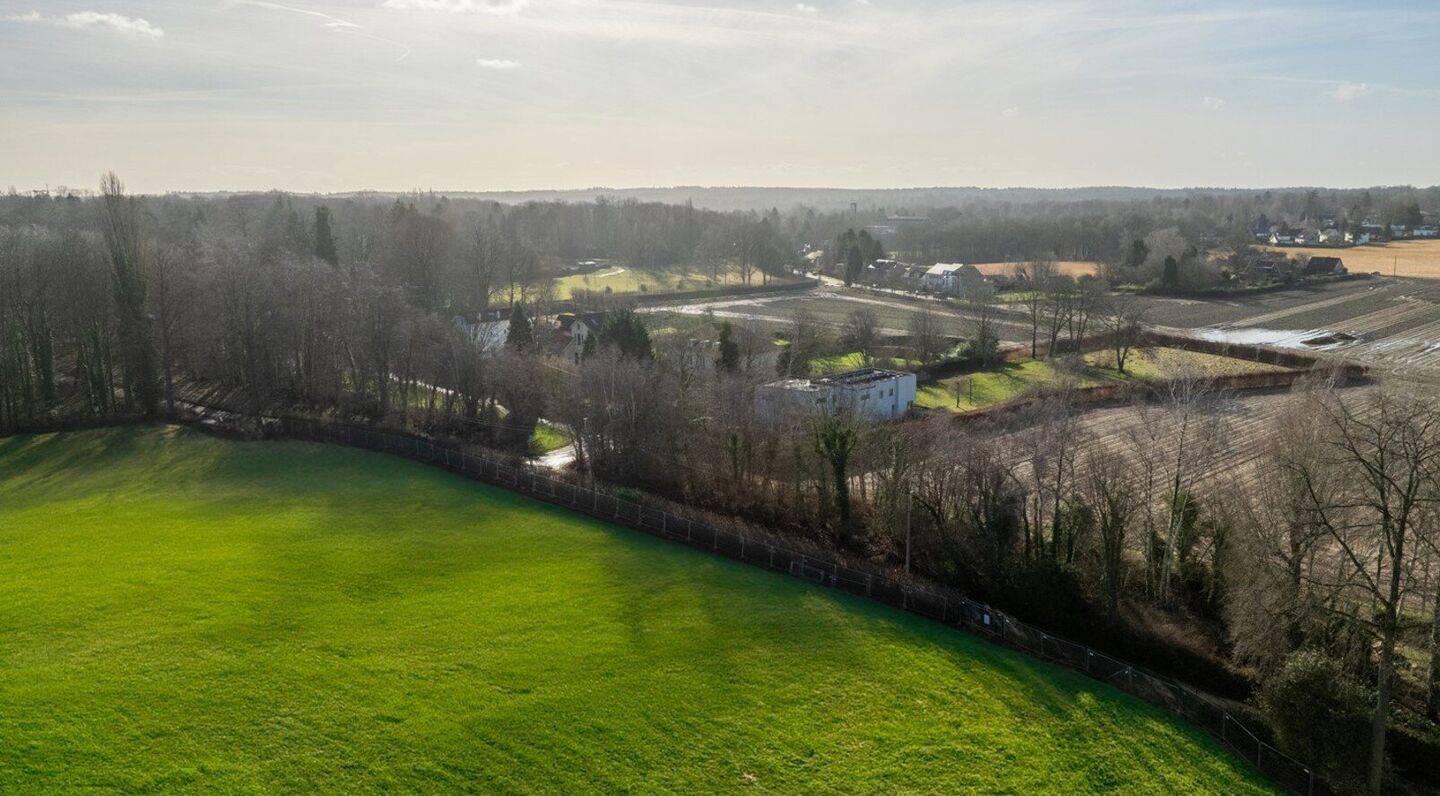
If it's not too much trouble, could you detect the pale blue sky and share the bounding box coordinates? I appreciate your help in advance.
[2,0,1438,193]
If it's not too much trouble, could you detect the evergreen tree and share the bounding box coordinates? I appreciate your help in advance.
[506,303,533,352]
[844,245,863,286]
[314,205,339,265]
[601,309,653,360]
[716,321,740,372]
[1161,255,1179,287]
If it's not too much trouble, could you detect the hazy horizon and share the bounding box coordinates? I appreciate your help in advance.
[3,0,1439,194]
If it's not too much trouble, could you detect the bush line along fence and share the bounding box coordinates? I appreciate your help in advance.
[169,404,1327,796]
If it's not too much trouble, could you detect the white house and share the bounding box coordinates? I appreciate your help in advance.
[755,368,917,422]
[921,263,991,297]
[551,311,607,365]
[1414,226,1439,239]
[1318,228,1345,245]
[1345,230,1374,245]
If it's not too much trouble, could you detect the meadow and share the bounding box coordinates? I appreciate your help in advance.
[553,265,795,299]
[916,347,1288,412]
[0,427,1275,794]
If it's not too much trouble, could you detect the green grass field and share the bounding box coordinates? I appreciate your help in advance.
[0,427,1275,794]
[553,265,791,299]
[917,347,1289,412]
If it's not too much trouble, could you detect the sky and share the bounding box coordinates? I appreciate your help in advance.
[1,0,1438,194]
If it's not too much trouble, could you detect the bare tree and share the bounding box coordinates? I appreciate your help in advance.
[841,308,880,365]
[1287,388,1440,795]
[1085,446,1137,622]
[908,304,945,365]
[99,173,162,418]
[1020,259,1055,359]
[1100,293,1146,374]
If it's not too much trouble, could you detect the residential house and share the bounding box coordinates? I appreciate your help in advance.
[1302,256,1347,277]
[1236,252,1296,285]
[755,368,917,422]
[921,263,993,298]
[550,311,607,365]
[1318,228,1345,245]
[1414,226,1439,239]
[1345,230,1374,245]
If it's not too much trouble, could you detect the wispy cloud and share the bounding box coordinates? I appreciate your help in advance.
[238,1,359,29]
[1001,106,1021,118]
[476,57,520,69]
[1201,96,1225,110]
[4,10,164,38]
[238,1,411,61]
[794,3,818,14]
[382,0,530,14]
[1328,81,1371,101]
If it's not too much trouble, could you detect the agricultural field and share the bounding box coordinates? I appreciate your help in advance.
[552,265,796,299]
[973,260,1103,279]
[0,427,1276,794]
[1139,277,1440,377]
[645,286,1035,344]
[1262,239,1440,279]
[916,347,1290,413]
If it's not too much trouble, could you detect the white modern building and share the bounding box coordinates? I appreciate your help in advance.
[755,368,917,421]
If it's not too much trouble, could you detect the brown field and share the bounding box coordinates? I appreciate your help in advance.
[973,260,1102,279]
[1261,239,1440,279]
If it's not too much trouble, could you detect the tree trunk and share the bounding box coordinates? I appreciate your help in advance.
[1429,576,1440,721]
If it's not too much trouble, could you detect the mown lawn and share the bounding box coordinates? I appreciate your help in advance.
[0,427,1275,794]
[917,347,1289,412]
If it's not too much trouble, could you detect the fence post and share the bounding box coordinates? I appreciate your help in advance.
[686,518,693,542]
[662,511,667,535]
[866,575,872,596]
[712,525,719,550]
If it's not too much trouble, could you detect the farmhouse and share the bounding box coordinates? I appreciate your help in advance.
[1237,252,1295,285]
[1415,226,1439,239]
[755,367,917,421]
[1303,256,1347,277]
[922,263,992,297]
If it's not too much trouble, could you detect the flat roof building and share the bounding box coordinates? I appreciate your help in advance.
[755,367,917,422]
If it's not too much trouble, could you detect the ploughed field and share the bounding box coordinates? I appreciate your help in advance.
[0,427,1276,794]
[1142,277,1440,377]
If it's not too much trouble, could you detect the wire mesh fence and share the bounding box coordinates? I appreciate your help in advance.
[179,406,1328,796]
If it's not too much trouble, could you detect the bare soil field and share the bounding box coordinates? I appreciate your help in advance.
[1262,239,1440,279]
[642,287,1035,343]
[993,383,1376,498]
[1139,277,1440,377]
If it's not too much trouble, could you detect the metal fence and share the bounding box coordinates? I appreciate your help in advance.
[181,407,1328,796]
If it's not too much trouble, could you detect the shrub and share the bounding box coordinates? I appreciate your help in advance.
[1258,649,1374,795]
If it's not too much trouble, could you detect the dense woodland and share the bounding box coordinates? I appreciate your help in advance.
[6,178,1440,794]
